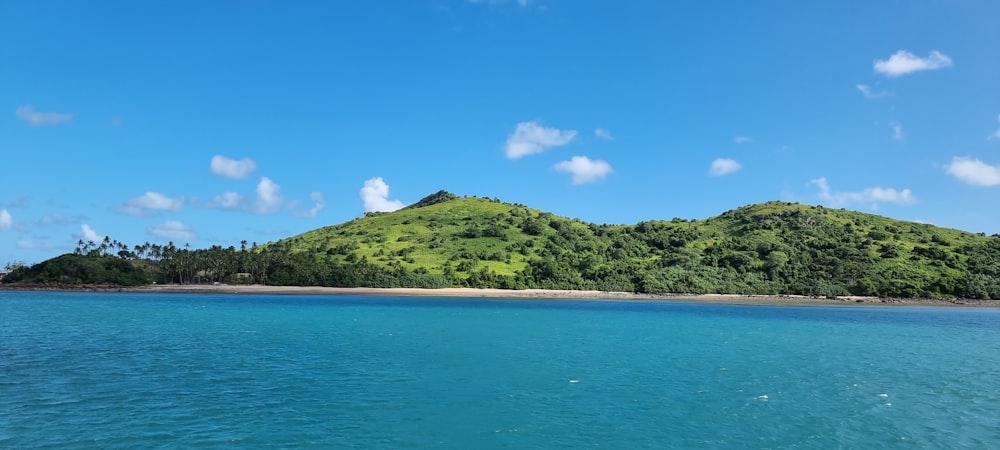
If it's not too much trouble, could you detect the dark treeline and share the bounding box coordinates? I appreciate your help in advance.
[1,237,451,289]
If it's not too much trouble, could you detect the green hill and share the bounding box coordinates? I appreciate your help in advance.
[0,254,150,286]
[268,193,999,298]
[5,191,1000,299]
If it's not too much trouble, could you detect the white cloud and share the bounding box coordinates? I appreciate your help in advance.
[207,178,320,216]
[148,221,196,241]
[360,177,405,212]
[873,50,953,77]
[811,177,916,208]
[210,155,257,179]
[305,192,325,217]
[595,128,614,140]
[890,121,904,140]
[0,209,12,230]
[505,121,577,159]
[856,84,887,99]
[81,224,101,243]
[119,192,183,216]
[16,105,74,126]
[17,239,54,250]
[709,158,742,176]
[554,156,613,185]
[253,177,283,214]
[212,192,244,209]
[291,192,327,217]
[945,157,1000,187]
[733,136,752,144]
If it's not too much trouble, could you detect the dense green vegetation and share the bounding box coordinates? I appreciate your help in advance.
[1,254,150,286]
[4,192,999,299]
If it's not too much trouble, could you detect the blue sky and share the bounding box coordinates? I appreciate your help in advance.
[2,0,999,264]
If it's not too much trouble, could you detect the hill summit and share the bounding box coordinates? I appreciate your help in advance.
[404,190,458,209]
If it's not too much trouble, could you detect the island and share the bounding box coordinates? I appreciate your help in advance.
[3,191,999,303]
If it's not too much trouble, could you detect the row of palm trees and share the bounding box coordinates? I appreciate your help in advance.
[75,236,196,261]
[73,236,289,285]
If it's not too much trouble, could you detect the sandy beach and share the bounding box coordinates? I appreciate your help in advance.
[96,283,995,307]
[4,283,996,307]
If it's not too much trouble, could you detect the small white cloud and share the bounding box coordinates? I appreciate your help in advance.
[81,224,102,243]
[733,136,752,144]
[945,157,1000,187]
[149,221,196,241]
[210,155,257,179]
[16,105,74,126]
[119,192,183,216]
[305,192,325,217]
[811,177,916,208]
[0,209,12,230]
[595,128,614,140]
[253,177,283,214]
[709,158,742,176]
[212,192,244,209]
[16,239,54,250]
[207,178,319,215]
[554,156,613,185]
[856,84,888,99]
[360,177,405,212]
[291,192,327,217]
[891,121,904,140]
[505,121,577,159]
[873,50,953,77]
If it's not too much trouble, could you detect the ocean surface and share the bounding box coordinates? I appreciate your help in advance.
[1,292,998,448]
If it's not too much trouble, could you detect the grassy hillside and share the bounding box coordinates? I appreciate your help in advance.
[5,191,999,299]
[277,194,577,277]
[267,192,1000,299]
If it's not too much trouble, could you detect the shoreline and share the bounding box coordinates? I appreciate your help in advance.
[3,283,997,307]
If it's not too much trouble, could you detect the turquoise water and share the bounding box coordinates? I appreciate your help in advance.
[2,292,998,448]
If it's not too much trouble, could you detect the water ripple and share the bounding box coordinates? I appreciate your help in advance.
[2,292,998,447]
